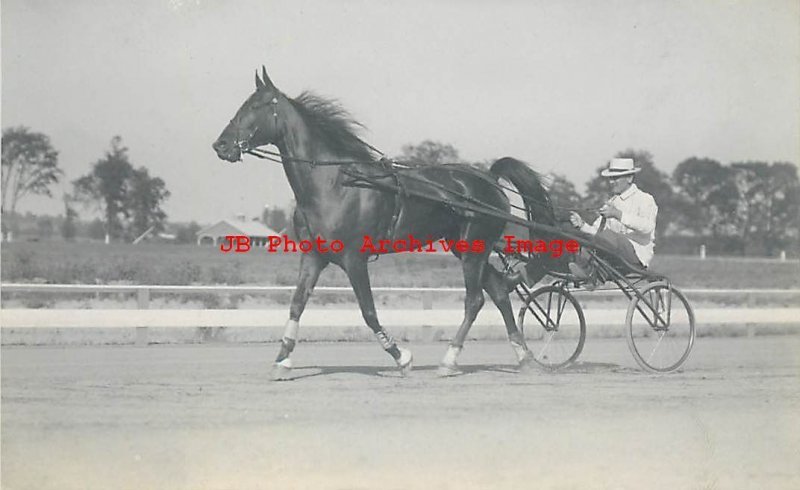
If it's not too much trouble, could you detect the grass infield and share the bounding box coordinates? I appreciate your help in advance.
[2,241,799,289]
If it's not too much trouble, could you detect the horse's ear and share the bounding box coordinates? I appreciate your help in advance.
[255,69,265,90]
[261,65,275,89]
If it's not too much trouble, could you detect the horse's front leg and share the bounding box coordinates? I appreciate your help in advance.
[272,252,328,380]
[343,254,413,375]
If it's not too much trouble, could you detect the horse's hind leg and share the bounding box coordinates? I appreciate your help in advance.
[483,265,535,368]
[438,252,487,377]
[272,252,328,381]
[342,255,413,375]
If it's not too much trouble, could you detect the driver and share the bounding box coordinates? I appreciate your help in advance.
[569,158,658,282]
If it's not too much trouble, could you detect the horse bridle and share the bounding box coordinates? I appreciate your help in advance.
[229,96,279,159]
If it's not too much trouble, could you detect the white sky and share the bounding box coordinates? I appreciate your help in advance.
[2,0,799,222]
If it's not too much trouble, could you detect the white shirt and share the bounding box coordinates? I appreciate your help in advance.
[579,183,658,266]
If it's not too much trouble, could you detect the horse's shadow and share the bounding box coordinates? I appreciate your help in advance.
[281,361,628,381]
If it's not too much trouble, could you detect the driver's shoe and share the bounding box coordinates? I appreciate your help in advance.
[569,262,599,290]
[504,267,530,290]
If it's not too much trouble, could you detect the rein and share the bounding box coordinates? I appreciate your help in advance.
[245,146,599,215]
[233,96,598,216]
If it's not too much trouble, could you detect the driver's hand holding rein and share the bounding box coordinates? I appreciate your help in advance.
[569,211,584,228]
[598,203,623,220]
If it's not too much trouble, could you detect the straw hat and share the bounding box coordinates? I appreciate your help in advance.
[600,158,641,178]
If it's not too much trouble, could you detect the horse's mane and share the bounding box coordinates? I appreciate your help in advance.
[288,91,376,162]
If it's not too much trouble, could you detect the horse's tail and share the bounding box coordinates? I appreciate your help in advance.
[490,157,559,284]
[489,157,556,238]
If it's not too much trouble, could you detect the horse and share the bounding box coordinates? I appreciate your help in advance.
[212,66,556,379]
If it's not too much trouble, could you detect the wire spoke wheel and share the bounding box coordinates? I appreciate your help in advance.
[518,285,586,369]
[626,282,695,373]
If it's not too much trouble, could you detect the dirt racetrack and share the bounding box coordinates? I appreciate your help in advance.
[2,336,799,490]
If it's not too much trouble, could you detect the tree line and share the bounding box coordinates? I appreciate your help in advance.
[2,127,170,242]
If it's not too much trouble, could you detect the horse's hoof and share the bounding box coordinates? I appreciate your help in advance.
[271,360,293,381]
[437,363,464,377]
[518,350,534,364]
[518,353,538,373]
[396,348,413,377]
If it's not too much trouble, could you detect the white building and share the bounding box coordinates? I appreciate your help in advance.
[196,216,280,247]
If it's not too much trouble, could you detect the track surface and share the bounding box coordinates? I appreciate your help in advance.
[2,337,799,489]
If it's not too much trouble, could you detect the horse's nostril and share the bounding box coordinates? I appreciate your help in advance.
[213,140,227,151]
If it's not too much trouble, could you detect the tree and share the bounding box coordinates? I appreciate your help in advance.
[730,161,800,254]
[672,157,738,237]
[175,221,202,244]
[399,140,460,165]
[1,126,63,215]
[764,163,800,252]
[73,136,133,240]
[73,136,170,241]
[583,150,676,238]
[126,167,170,238]
[730,161,770,252]
[36,216,54,239]
[544,173,583,222]
[61,195,78,241]
[262,206,288,232]
[87,218,106,240]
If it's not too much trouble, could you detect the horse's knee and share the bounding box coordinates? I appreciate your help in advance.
[485,274,510,303]
[492,293,511,309]
[466,291,485,312]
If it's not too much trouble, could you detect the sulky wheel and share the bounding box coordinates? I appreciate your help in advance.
[517,284,586,369]
[625,281,695,373]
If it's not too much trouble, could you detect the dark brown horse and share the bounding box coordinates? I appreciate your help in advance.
[213,67,555,379]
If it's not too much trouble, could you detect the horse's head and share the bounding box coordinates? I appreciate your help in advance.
[213,66,284,162]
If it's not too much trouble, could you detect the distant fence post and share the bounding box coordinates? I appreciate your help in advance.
[700,244,706,260]
[135,288,150,346]
[422,294,433,310]
[780,250,786,262]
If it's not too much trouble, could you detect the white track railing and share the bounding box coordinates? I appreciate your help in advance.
[2,283,799,309]
[2,283,798,346]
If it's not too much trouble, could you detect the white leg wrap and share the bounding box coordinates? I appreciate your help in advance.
[283,319,299,341]
[442,345,462,366]
[397,347,413,368]
[511,341,529,363]
[276,357,292,369]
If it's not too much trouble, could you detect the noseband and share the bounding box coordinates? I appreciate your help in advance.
[229,96,279,158]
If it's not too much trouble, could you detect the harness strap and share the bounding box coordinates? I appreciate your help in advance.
[386,173,405,241]
[246,147,601,215]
